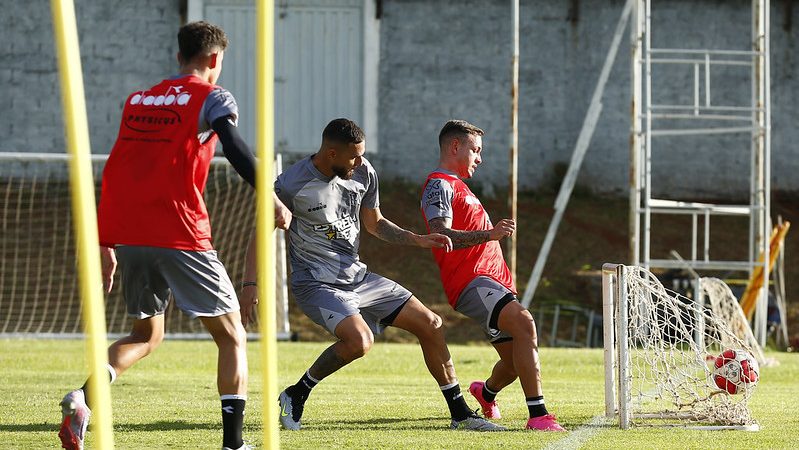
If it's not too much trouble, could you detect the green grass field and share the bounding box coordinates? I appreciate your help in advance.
[2,339,798,449]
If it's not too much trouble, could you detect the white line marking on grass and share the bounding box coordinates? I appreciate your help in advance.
[543,415,612,450]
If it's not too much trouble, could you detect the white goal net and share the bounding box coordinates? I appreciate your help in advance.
[699,277,775,367]
[602,264,759,430]
[0,152,291,339]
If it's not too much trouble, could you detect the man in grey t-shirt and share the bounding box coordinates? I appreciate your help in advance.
[242,118,503,432]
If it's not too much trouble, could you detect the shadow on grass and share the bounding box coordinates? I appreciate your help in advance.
[297,416,451,431]
[0,420,219,434]
[0,423,55,432]
[114,420,219,432]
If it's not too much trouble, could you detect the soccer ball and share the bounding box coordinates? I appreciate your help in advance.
[712,349,759,394]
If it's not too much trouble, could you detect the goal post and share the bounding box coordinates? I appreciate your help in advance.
[0,152,292,340]
[603,263,760,431]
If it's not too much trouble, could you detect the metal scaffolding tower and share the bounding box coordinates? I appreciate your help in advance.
[630,0,771,345]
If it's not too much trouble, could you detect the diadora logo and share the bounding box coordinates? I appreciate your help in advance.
[307,202,327,213]
[129,85,192,107]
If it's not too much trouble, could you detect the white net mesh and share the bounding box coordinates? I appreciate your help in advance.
[616,265,758,427]
[700,277,770,366]
[0,153,288,337]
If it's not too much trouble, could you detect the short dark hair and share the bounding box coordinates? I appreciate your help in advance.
[178,21,229,63]
[322,118,365,145]
[438,120,484,148]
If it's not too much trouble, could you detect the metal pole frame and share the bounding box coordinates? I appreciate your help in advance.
[616,265,631,429]
[631,2,771,345]
[602,264,619,419]
[508,0,519,282]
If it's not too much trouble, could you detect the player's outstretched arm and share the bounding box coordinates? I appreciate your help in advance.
[212,116,256,188]
[427,217,515,250]
[362,207,452,251]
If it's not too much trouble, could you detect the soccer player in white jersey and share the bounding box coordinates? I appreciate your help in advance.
[420,120,565,431]
[241,118,503,431]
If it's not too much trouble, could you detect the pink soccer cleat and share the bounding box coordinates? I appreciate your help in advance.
[526,414,566,432]
[468,381,501,419]
[59,389,91,449]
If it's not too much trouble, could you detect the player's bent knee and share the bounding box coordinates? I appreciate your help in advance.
[423,310,444,331]
[342,331,373,360]
[129,328,164,352]
[509,309,537,341]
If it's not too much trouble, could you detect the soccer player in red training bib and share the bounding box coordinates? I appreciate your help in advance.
[420,120,566,432]
[57,22,290,450]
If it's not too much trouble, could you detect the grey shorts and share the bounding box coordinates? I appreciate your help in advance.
[115,246,239,319]
[455,276,516,343]
[290,271,412,336]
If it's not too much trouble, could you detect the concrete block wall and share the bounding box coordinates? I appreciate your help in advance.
[1,0,796,198]
[375,0,799,197]
[0,0,181,155]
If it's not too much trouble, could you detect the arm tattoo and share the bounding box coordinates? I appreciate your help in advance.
[373,218,417,246]
[428,217,490,250]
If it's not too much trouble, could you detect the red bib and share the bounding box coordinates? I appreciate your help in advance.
[421,172,516,307]
[98,75,219,250]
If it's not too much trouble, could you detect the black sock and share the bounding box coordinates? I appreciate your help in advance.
[482,383,498,403]
[286,370,318,400]
[527,395,548,418]
[441,382,472,421]
[221,395,246,449]
[286,370,320,401]
[80,365,116,408]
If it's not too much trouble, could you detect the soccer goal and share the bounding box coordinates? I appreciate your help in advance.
[0,152,291,340]
[602,264,759,430]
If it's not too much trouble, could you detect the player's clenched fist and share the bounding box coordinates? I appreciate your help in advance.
[489,219,515,241]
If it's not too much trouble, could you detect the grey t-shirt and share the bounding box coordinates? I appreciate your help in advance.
[276,155,380,285]
[420,169,457,222]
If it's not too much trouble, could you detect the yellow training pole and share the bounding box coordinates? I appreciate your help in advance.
[50,0,114,448]
[255,1,278,448]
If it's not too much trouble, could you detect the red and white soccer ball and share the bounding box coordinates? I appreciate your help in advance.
[712,349,759,394]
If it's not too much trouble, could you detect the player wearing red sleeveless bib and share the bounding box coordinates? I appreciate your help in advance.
[58,22,289,450]
[421,120,565,432]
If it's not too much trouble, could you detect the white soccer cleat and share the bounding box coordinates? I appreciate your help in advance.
[450,414,506,431]
[58,389,91,450]
[278,390,302,431]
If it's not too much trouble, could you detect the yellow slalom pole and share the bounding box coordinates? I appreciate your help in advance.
[50,0,113,448]
[255,1,278,448]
